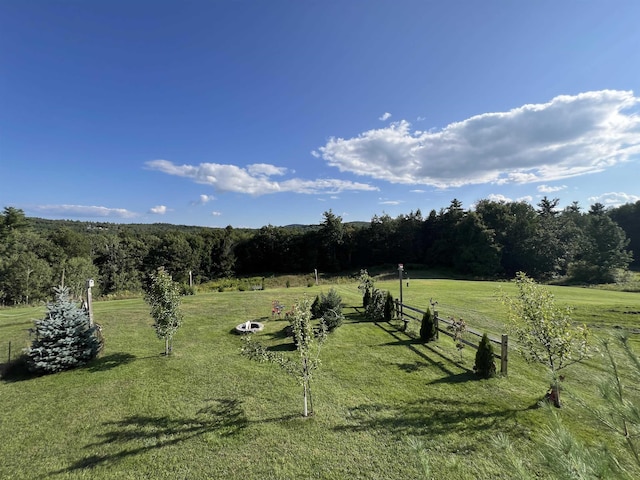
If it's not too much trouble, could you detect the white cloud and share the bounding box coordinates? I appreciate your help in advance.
[196,194,216,204]
[517,195,534,203]
[588,191,640,207]
[487,193,512,203]
[538,184,567,193]
[149,205,168,215]
[211,211,222,216]
[317,90,640,188]
[379,112,392,121]
[410,189,426,193]
[379,200,402,205]
[33,204,137,218]
[147,159,377,196]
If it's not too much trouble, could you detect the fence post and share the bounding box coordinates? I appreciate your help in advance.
[8,341,11,364]
[500,334,508,375]
[434,311,439,339]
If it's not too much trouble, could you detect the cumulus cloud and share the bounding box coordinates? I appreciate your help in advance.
[538,184,567,193]
[588,192,640,207]
[211,211,222,216]
[146,159,377,196]
[195,194,216,205]
[33,204,137,218]
[316,90,640,188]
[379,112,392,121]
[487,193,512,203]
[517,195,534,203]
[149,205,168,215]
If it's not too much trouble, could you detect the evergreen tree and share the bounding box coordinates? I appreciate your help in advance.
[26,286,102,374]
[474,333,496,378]
[144,267,183,355]
[419,307,436,342]
[383,291,395,323]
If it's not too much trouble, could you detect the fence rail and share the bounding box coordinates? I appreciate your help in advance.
[395,300,508,375]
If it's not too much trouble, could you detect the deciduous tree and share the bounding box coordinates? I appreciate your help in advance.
[500,272,591,407]
[144,267,183,355]
[241,296,326,417]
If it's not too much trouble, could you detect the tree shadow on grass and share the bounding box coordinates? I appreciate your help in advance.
[55,398,248,474]
[333,397,532,440]
[85,352,137,373]
[375,322,474,377]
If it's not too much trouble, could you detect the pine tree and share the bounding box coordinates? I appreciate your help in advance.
[26,286,102,374]
[420,307,436,342]
[474,333,496,378]
[383,291,395,323]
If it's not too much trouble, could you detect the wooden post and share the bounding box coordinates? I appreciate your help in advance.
[7,341,11,364]
[434,311,439,339]
[86,279,95,327]
[501,334,508,375]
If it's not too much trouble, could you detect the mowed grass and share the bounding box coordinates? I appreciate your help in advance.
[1,277,639,479]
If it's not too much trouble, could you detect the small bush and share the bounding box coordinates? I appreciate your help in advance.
[420,308,436,342]
[311,288,344,331]
[384,291,395,322]
[363,288,372,309]
[474,333,496,378]
[180,283,196,295]
[365,288,385,322]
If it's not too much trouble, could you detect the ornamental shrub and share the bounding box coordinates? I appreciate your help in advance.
[474,333,496,378]
[363,288,371,309]
[420,308,436,342]
[311,288,344,330]
[365,288,385,322]
[26,286,103,374]
[383,291,395,322]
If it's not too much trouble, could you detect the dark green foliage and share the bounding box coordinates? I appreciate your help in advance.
[311,288,344,330]
[311,295,321,318]
[474,333,497,378]
[365,288,386,322]
[384,291,395,322]
[420,308,436,342]
[26,286,102,374]
[363,288,371,308]
[179,283,196,295]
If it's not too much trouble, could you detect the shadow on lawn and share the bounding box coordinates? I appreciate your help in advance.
[85,352,137,372]
[56,398,248,474]
[334,397,532,439]
[375,322,473,377]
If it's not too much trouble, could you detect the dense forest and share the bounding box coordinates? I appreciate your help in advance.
[1,197,637,306]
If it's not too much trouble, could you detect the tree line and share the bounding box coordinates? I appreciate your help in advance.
[1,197,637,305]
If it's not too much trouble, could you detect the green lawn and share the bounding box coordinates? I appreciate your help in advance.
[1,277,639,479]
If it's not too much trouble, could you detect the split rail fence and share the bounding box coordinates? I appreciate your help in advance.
[395,300,508,375]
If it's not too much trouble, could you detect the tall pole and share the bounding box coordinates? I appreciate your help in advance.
[86,279,94,327]
[398,264,404,319]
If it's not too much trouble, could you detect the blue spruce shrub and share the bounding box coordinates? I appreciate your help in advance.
[26,286,103,374]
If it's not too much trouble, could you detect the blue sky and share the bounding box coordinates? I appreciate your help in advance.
[2,0,640,228]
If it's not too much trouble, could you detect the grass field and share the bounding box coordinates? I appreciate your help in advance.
[1,275,639,479]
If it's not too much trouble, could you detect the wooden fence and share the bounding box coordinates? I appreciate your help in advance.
[395,300,508,375]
